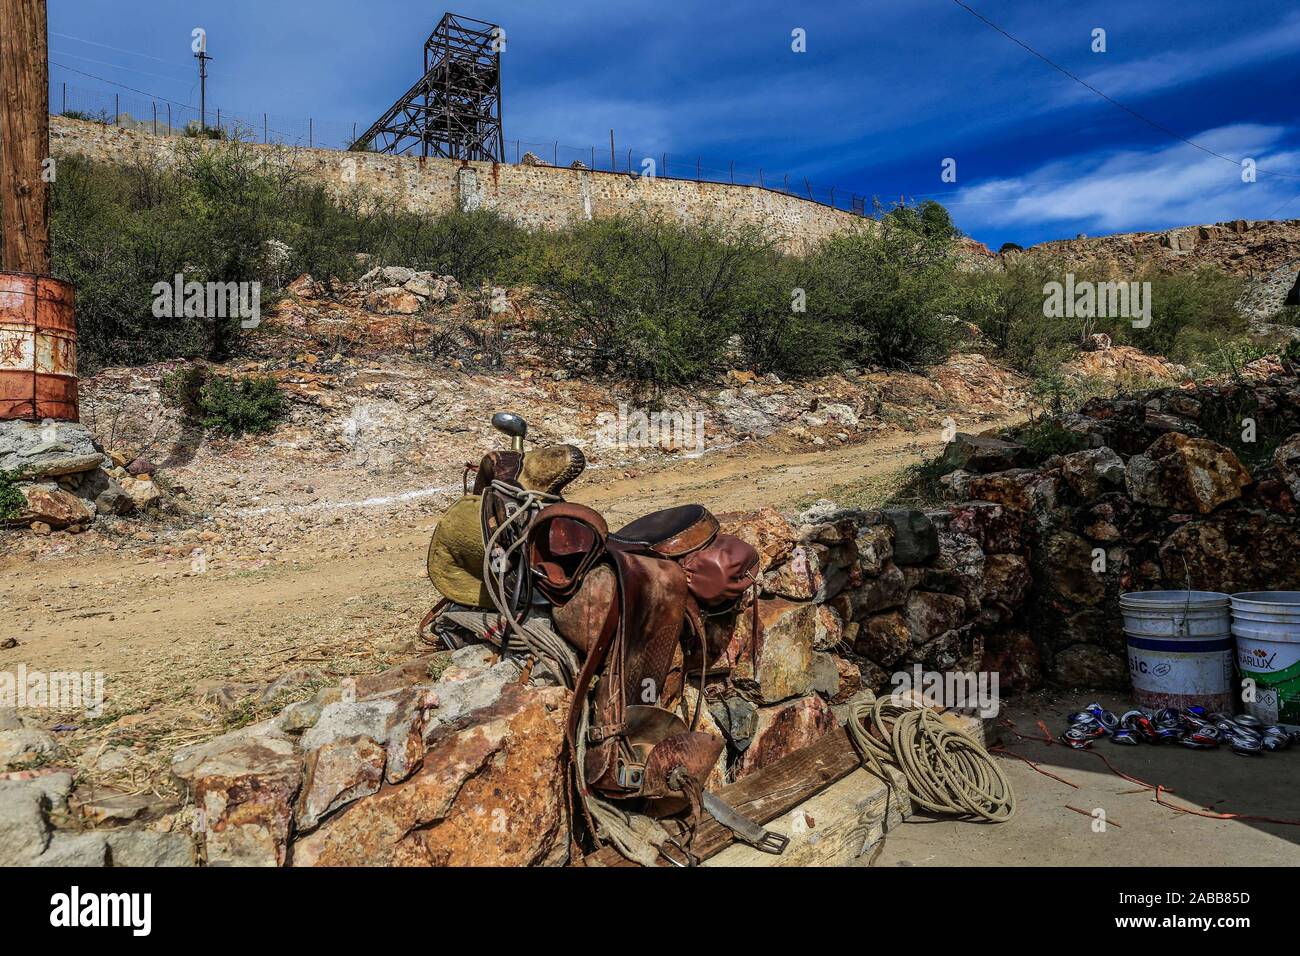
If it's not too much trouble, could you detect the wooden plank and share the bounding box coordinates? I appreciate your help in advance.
[580,725,862,867]
[0,0,51,274]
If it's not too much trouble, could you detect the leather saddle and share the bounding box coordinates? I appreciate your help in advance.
[527,502,769,837]
[531,504,724,819]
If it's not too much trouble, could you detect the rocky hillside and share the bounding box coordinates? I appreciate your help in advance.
[2,267,1032,558]
[1025,218,1300,321]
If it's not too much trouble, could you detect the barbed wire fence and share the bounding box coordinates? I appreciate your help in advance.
[49,80,878,217]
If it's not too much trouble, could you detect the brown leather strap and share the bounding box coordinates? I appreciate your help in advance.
[564,566,621,855]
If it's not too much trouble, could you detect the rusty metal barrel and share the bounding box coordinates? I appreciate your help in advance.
[0,271,78,421]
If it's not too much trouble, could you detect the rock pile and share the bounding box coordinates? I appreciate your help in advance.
[1,419,159,533]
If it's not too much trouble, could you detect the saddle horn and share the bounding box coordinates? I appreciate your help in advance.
[492,412,528,451]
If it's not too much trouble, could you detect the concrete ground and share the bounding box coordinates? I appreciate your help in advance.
[868,692,1300,867]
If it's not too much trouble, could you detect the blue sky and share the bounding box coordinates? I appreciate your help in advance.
[47,0,1300,248]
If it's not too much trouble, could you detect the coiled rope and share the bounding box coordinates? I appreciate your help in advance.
[847,695,1016,823]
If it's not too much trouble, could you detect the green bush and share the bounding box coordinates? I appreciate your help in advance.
[183,121,227,140]
[522,215,781,386]
[1121,267,1246,362]
[162,368,287,436]
[197,374,287,436]
[0,471,24,522]
[956,259,1249,375]
[800,214,961,369]
[50,146,536,372]
[1011,415,1087,463]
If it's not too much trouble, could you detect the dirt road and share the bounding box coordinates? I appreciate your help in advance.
[0,417,990,769]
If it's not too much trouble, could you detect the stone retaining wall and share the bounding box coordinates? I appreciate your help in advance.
[48,117,867,256]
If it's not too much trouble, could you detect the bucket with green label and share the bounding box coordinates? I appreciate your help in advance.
[1231,591,1300,731]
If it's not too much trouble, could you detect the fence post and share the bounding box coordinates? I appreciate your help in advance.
[609,129,615,171]
[696,157,701,181]
[264,113,267,144]
[114,94,119,126]
[352,122,356,146]
[153,102,157,136]
[515,140,519,163]
[309,118,313,148]
[627,148,632,174]
[662,153,667,177]
[216,108,221,134]
[61,82,66,115]
[804,177,813,199]
[553,141,557,166]
[591,145,595,169]
[167,104,171,135]
[730,161,734,184]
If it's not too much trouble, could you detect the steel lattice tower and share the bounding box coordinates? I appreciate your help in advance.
[354,12,504,160]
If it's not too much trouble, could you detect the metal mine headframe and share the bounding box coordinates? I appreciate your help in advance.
[353,12,505,161]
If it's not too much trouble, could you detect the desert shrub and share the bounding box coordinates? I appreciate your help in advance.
[957,258,1250,375]
[881,199,962,243]
[160,365,209,416]
[0,471,24,521]
[1198,388,1291,472]
[1013,415,1087,462]
[162,365,286,435]
[1283,337,1300,371]
[725,252,845,377]
[955,257,1117,373]
[196,373,287,436]
[51,145,536,371]
[1113,267,1246,362]
[523,215,780,386]
[183,121,226,140]
[801,215,961,369]
[62,108,110,124]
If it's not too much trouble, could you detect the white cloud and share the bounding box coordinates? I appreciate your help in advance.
[1058,12,1300,104]
[949,124,1300,234]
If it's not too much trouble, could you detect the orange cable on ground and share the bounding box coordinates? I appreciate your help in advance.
[1154,786,1300,827]
[1065,804,1122,828]
[989,746,1080,789]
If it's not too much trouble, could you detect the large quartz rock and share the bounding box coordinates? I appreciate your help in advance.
[1125,433,1250,514]
[291,684,569,867]
[733,695,837,780]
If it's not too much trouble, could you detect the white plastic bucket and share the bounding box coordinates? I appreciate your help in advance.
[1120,590,1234,713]
[1231,591,1300,731]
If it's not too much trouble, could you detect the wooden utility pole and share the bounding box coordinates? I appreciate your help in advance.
[0,0,52,275]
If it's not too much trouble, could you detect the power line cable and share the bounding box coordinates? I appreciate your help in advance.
[51,31,193,69]
[51,50,194,86]
[51,62,196,108]
[948,0,1300,180]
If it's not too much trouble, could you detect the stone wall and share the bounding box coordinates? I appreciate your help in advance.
[940,366,1300,687]
[48,117,867,256]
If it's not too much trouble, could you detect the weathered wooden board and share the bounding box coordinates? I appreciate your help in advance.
[580,724,862,867]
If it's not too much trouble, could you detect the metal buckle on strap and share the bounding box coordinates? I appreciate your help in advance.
[615,760,644,790]
[585,723,626,744]
[701,791,789,855]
